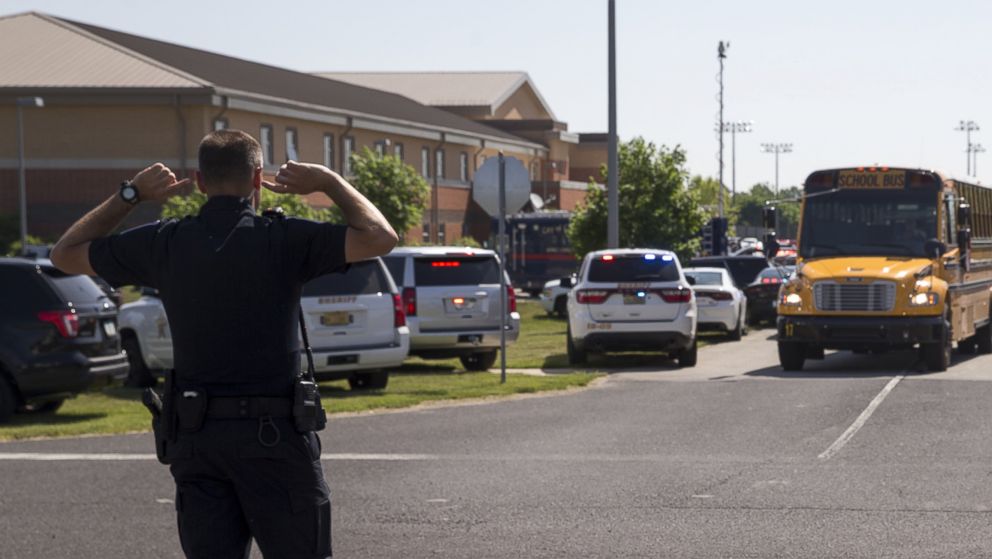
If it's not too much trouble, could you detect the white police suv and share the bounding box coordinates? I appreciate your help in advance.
[566,249,697,366]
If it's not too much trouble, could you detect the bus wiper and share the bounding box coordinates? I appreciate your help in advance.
[858,243,913,254]
[805,244,846,256]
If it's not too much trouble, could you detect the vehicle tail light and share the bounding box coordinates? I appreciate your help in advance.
[761,277,781,284]
[507,285,517,313]
[402,287,417,317]
[577,289,612,304]
[392,293,406,328]
[38,310,79,338]
[708,291,733,301]
[658,287,692,303]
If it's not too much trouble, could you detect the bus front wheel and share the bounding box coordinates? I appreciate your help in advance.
[922,315,951,372]
[778,341,806,371]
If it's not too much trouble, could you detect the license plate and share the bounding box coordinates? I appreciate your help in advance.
[622,293,646,305]
[102,320,117,338]
[447,297,476,311]
[320,312,351,326]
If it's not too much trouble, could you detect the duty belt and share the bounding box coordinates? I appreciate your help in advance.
[206,396,294,419]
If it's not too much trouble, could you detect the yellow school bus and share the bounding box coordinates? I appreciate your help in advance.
[776,166,992,371]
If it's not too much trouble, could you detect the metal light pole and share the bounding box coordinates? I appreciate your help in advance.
[720,121,753,204]
[956,120,980,176]
[717,42,728,219]
[971,143,986,177]
[16,97,44,252]
[760,143,793,196]
[606,0,619,248]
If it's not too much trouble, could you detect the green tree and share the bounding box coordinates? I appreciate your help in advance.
[688,175,732,218]
[161,188,334,222]
[567,137,707,261]
[732,183,801,238]
[332,148,430,243]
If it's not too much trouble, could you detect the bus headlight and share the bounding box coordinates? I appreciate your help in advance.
[781,292,803,306]
[909,292,939,306]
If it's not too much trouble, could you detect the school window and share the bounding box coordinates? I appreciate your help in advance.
[435,149,445,179]
[342,136,355,176]
[259,125,274,167]
[374,140,387,157]
[530,161,538,180]
[394,143,404,161]
[285,128,299,161]
[459,152,469,182]
[323,134,335,169]
[421,222,431,243]
[438,222,446,244]
[421,147,431,178]
[213,118,228,131]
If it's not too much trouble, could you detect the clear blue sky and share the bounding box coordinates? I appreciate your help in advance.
[7,0,992,192]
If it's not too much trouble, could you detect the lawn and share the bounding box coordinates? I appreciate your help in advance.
[0,371,600,441]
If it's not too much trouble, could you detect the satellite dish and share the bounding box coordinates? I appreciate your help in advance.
[530,193,545,210]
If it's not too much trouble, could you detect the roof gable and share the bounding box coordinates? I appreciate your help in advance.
[0,12,204,89]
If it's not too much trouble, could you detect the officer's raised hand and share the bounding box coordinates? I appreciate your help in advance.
[132,162,191,202]
[263,160,398,263]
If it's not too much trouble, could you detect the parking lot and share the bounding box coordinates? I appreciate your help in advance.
[2,330,991,558]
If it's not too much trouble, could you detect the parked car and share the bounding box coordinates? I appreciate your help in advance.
[683,267,748,340]
[539,275,576,318]
[689,255,769,291]
[383,247,521,371]
[0,258,129,421]
[566,249,697,366]
[738,237,762,251]
[119,258,409,390]
[743,266,791,325]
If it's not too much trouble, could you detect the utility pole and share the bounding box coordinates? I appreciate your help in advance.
[956,120,980,176]
[971,143,986,177]
[607,0,619,248]
[16,96,44,252]
[716,42,728,219]
[760,143,793,196]
[720,121,753,204]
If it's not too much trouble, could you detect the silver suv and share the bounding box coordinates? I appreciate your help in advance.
[383,247,521,371]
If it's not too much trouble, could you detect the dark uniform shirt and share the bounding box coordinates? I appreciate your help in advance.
[90,195,347,397]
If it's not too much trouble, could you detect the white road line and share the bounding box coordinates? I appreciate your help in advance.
[0,452,438,462]
[818,375,904,461]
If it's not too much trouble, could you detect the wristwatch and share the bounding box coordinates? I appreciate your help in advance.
[119,181,140,205]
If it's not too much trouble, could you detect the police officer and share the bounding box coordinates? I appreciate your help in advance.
[51,129,398,558]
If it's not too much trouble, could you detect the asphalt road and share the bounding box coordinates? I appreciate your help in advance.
[2,332,992,558]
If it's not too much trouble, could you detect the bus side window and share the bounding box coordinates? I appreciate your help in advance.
[944,194,956,245]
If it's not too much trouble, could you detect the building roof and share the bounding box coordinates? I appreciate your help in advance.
[317,71,557,120]
[0,12,541,148]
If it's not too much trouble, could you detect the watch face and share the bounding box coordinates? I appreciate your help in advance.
[121,184,138,203]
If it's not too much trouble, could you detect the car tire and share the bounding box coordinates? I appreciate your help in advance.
[729,312,744,341]
[461,350,498,371]
[554,296,568,319]
[122,335,156,388]
[922,311,952,372]
[677,338,698,368]
[977,316,992,355]
[348,371,389,390]
[566,326,587,365]
[778,341,806,371]
[0,377,16,424]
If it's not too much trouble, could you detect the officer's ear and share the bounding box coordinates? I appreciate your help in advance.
[195,171,207,194]
[252,167,263,192]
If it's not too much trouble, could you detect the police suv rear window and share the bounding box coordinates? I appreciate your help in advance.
[588,255,680,283]
[42,268,107,304]
[414,256,501,286]
[303,261,389,296]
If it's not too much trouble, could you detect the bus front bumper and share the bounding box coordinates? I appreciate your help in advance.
[777,315,945,348]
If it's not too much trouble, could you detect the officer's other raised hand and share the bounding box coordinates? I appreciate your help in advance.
[133,163,191,203]
[264,161,336,195]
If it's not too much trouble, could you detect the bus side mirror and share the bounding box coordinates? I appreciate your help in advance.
[958,201,972,229]
[762,206,777,229]
[924,238,947,259]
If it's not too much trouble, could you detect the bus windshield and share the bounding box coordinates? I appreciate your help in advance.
[800,190,938,259]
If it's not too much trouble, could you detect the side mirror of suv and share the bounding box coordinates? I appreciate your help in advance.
[140,286,160,298]
[559,276,575,288]
[685,276,697,286]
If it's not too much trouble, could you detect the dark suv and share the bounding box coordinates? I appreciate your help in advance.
[0,258,129,421]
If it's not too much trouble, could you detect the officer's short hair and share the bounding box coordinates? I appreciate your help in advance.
[198,130,263,185]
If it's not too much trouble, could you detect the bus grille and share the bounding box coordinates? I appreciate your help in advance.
[813,281,896,312]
